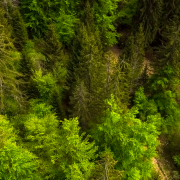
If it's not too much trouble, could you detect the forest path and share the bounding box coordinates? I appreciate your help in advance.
[153,136,179,180]
[110,45,122,61]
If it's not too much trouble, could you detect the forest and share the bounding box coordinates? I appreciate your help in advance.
[1,0,180,179]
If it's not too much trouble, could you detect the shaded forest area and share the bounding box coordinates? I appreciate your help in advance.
[1,0,180,179]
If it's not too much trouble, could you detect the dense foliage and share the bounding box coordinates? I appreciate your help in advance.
[1,0,180,179]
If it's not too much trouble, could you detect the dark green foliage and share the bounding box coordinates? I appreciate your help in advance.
[8,5,28,51]
[20,41,45,99]
[154,19,180,76]
[36,25,68,117]
[2,0,180,178]
[123,25,145,89]
[161,0,180,28]
[134,0,163,45]
[0,5,23,114]
[20,0,50,37]
[118,0,139,26]
[70,24,106,126]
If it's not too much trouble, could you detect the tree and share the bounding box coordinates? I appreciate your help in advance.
[58,117,97,180]
[20,41,45,99]
[36,25,69,117]
[93,0,120,46]
[95,95,159,179]
[70,81,90,129]
[0,115,41,180]
[0,5,23,115]
[70,24,106,125]
[133,0,163,45]
[90,151,123,180]
[7,4,28,51]
[23,101,60,179]
[123,25,145,89]
[153,19,180,76]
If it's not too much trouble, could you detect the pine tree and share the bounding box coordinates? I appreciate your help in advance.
[133,0,163,45]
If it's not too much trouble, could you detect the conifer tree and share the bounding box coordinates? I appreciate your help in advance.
[58,117,97,179]
[0,115,41,180]
[96,95,159,179]
[123,25,145,89]
[161,0,180,28]
[93,0,120,46]
[134,0,163,45]
[154,18,180,76]
[37,25,69,117]
[0,4,23,114]
[70,81,90,129]
[9,7,28,51]
[70,23,106,125]
[90,152,123,180]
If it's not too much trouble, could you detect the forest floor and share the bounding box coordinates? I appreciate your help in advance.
[154,135,180,180]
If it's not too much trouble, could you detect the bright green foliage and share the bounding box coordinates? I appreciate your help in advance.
[20,0,79,42]
[96,95,159,179]
[149,66,180,134]
[58,118,97,179]
[134,0,163,45]
[0,115,41,180]
[93,0,120,46]
[23,102,60,179]
[33,69,56,102]
[56,13,78,44]
[90,151,123,180]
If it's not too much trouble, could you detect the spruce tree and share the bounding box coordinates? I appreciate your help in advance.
[133,0,163,45]
[0,4,23,114]
[9,6,28,51]
[37,25,69,118]
[153,18,180,76]
[70,23,106,126]
[123,25,145,90]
